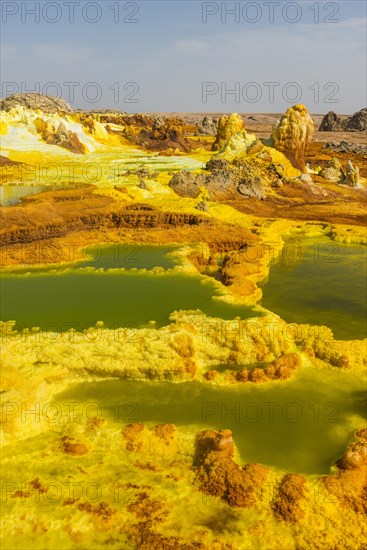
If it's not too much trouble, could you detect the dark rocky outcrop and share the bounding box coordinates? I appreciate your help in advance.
[319,111,346,132]
[319,108,367,132]
[0,155,22,166]
[323,141,367,155]
[195,201,209,212]
[1,93,73,113]
[169,172,202,199]
[169,158,266,201]
[346,108,367,131]
[195,116,219,136]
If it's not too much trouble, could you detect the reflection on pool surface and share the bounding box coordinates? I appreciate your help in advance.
[261,235,367,340]
[75,243,181,270]
[58,367,366,475]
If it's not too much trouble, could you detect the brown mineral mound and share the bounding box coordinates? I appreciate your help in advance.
[194,429,268,508]
[1,93,73,113]
[321,428,367,513]
[0,155,22,166]
[271,104,314,172]
[34,119,89,154]
[94,112,209,153]
[272,473,308,523]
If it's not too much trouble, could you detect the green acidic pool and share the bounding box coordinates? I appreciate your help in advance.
[58,367,366,475]
[260,235,367,340]
[0,269,257,331]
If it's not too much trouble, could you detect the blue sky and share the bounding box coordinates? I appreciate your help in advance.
[1,1,366,113]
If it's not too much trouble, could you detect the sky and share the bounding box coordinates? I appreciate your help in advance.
[1,0,366,113]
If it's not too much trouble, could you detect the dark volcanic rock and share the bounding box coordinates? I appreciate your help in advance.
[319,108,367,132]
[1,93,73,113]
[346,108,367,131]
[169,160,266,201]
[323,141,367,155]
[195,116,219,136]
[319,111,346,131]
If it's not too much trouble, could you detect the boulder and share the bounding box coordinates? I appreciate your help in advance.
[196,116,219,136]
[319,111,346,131]
[346,108,367,131]
[169,171,202,198]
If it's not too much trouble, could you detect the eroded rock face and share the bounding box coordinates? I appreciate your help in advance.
[82,117,109,141]
[212,113,245,151]
[52,122,89,154]
[1,93,73,113]
[33,118,90,154]
[193,429,268,508]
[98,113,207,153]
[271,104,314,172]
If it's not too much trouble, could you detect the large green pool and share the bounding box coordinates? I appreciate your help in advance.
[58,367,366,475]
[0,247,257,330]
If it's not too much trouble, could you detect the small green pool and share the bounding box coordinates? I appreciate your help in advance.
[260,235,367,340]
